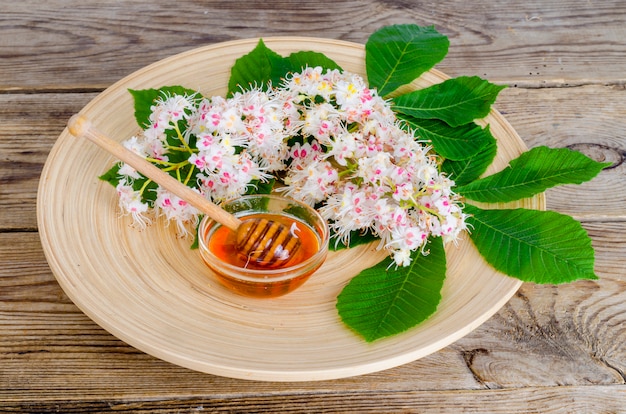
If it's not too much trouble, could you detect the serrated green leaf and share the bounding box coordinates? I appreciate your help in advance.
[465,204,598,283]
[392,76,506,127]
[228,39,293,95]
[400,115,495,161]
[457,146,611,203]
[129,86,199,129]
[287,51,342,73]
[366,24,449,97]
[442,139,497,186]
[337,237,446,342]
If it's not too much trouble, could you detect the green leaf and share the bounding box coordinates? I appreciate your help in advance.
[287,51,342,73]
[366,24,449,97]
[465,204,598,283]
[98,163,122,187]
[400,116,495,161]
[442,139,497,186]
[337,237,446,342]
[457,146,611,203]
[228,39,292,95]
[392,76,506,127]
[190,215,204,250]
[132,177,158,205]
[129,86,199,128]
[329,228,380,251]
[246,178,276,195]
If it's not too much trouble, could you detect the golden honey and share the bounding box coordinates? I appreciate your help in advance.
[199,204,328,298]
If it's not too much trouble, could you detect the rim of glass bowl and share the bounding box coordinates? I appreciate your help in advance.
[198,195,330,282]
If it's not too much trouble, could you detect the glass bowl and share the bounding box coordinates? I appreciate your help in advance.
[198,194,329,298]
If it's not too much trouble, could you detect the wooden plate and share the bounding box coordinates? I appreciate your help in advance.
[37,38,544,381]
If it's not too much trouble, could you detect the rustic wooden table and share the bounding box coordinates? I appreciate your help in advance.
[2,1,625,412]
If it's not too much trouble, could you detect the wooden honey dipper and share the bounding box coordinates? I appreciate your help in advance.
[67,114,301,267]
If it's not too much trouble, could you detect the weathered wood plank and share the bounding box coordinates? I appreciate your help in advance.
[453,220,626,389]
[496,84,626,219]
[0,93,96,230]
[1,386,625,413]
[1,222,623,399]
[0,232,480,396]
[1,0,625,91]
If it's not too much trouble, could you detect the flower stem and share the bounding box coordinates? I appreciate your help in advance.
[146,157,176,166]
[139,178,153,195]
[406,195,442,219]
[173,122,193,153]
[161,161,190,172]
[166,145,198,153]
[337,160,357,178]
[183,164,196,186]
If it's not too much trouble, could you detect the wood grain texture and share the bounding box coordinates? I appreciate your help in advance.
[0,93,96,230]
[497,85,626,219]
[2,386,625,413]
[1,224,624,400]
[2,0,626,410]
[1,0,625,90]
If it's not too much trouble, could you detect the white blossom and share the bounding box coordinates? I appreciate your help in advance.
[110,67,467,264]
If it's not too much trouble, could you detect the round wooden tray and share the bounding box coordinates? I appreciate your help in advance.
[37,38,544,381]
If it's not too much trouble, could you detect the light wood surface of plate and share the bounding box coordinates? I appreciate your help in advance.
[37,38,544,381]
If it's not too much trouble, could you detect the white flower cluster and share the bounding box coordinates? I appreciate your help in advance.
[112,67,467,266]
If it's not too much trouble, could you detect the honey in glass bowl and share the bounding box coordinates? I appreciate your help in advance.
[198,195,329,298]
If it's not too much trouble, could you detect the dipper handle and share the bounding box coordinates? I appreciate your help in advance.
[67,114,242,231]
